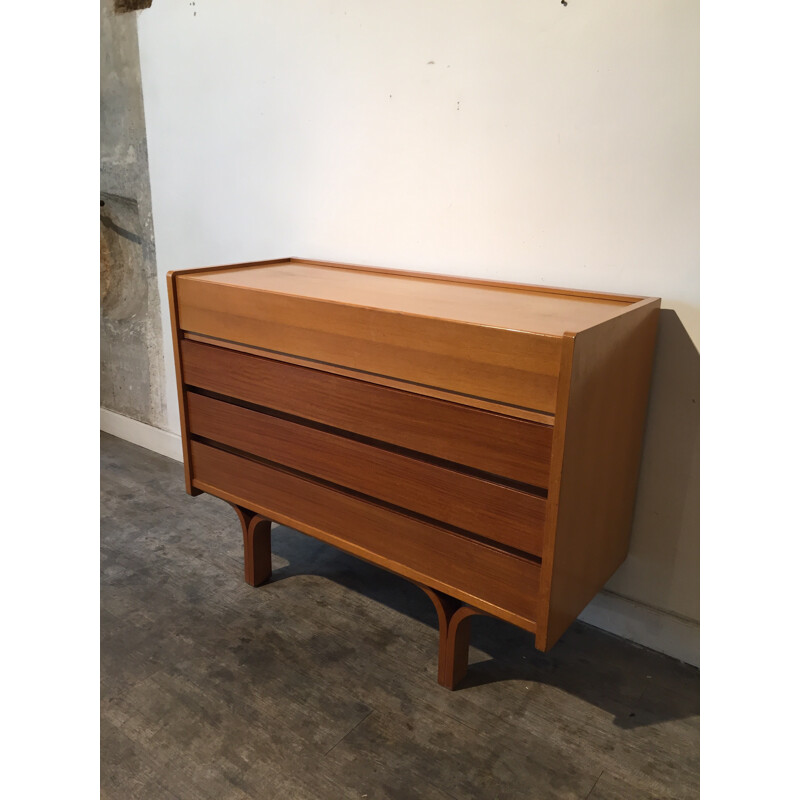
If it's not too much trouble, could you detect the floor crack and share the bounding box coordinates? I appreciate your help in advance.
[323,708,374,757]
[584,769,603,799]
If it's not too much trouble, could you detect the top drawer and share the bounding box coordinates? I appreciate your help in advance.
[174,271,563,415]
[179,339,553,489]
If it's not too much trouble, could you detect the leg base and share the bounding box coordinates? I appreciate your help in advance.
[229,504,273,587]
[413,582,487,690]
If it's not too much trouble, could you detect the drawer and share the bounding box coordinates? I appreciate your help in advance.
[180,339,553,489]
[175,273,562,414]
[186,391,546,556]
[190,440,540,621]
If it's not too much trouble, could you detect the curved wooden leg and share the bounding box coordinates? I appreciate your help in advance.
[230,504,273,587]
[415,584,461,687]
[444,605,485,690]
[414,582,487,690]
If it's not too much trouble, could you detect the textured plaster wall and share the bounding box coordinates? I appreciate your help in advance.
[137,1,699,640]
[100,0,166,428]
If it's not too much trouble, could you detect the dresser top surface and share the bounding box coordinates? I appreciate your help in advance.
[178,259,650,336]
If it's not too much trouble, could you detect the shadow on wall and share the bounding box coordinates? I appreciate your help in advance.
[605,309,700,622]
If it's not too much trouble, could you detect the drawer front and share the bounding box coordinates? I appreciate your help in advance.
[176,277,562,414]
[186,391,546,556]
[190,441,540,621]
[180,339,553,489]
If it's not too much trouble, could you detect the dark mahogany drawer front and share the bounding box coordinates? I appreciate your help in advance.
[186,392,546,556]
[180,339,553,489]
[190,441,540,620]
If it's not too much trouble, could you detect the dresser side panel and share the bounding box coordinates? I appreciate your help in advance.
[537,299,661,650]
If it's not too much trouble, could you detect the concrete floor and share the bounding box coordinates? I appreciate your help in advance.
[101,432,699,799]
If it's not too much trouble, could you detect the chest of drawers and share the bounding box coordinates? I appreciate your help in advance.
[167,258,659,688]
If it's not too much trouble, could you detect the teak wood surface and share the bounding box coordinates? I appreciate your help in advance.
[190,440,541,625]
[176,276,563,414]
[183,332,556,425]
[180,338,554,487]
[187,261,632,332]
[186,391,547,556]
[536,298,661,650]
[167,257,660,688]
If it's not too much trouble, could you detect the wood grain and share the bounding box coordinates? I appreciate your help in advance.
[175,274,563,413]
[180,338,554,488]
[190,440,541,624]
[182,332,555,425]
[186,391,546,555]
[536,298,661,651]
[190,261,634,334]
[167,255,646,302]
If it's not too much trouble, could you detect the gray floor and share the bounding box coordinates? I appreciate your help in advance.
[101,432,699,800]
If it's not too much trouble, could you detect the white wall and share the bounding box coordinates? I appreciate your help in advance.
[137,0,699,661]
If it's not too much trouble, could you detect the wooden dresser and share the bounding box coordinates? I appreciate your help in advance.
[167,258,660,688]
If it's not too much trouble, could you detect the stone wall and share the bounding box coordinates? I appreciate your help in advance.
[100,0,166,428]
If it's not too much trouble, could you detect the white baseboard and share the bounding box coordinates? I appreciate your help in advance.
[99,409,699,667]
[100,408,183,462]
[579,591,699,667]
